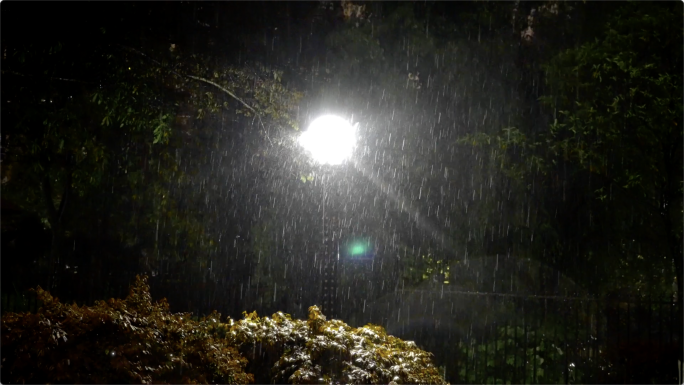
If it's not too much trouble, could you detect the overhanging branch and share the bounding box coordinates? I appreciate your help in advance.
[116,45,260,117]
[186,75,257,115]
[2,69,95,85]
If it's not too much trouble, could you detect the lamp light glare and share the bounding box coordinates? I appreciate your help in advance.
[298,115,356,165]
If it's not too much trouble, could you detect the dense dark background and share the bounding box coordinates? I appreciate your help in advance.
[2,1,682,383]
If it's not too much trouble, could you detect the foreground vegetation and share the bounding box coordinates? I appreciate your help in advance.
[1,276,446,384]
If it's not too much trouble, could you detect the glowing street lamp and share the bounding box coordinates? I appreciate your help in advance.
[297,114,358,246]
[298,115,358,317]
[298,115,357,165]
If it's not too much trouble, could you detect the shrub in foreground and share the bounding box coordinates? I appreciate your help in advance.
[1,276,251,384]
[1,275,447,384]
[229,307,446,384]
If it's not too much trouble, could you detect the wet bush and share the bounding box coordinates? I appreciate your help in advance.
[229,307,446,384]
[1,275,251,384]
[1,275,447,384]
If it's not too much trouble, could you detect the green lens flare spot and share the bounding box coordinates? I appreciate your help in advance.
[350,244,366,255]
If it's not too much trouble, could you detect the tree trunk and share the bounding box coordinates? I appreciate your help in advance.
[669,222,683,304]
[47,224,63,291]
[42,169,71,291]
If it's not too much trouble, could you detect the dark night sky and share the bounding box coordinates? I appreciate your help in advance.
[2,2,485,49]
[3,2,319,45]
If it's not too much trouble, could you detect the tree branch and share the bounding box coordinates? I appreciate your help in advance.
[2,69,96,85]
[116,45,261,118]
[185,75,257,115]
[116,44,183,77]
[116,45,271,139]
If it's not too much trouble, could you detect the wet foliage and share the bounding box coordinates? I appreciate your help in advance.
[231,306,445,384]
[1,275,252,384]
[1,275,446,384]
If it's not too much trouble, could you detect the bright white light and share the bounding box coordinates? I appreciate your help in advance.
[298,115,356,165]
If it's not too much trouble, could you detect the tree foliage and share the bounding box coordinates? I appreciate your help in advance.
[540,2,683,297]
[1,24,302,292]
[457,2,682,297]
